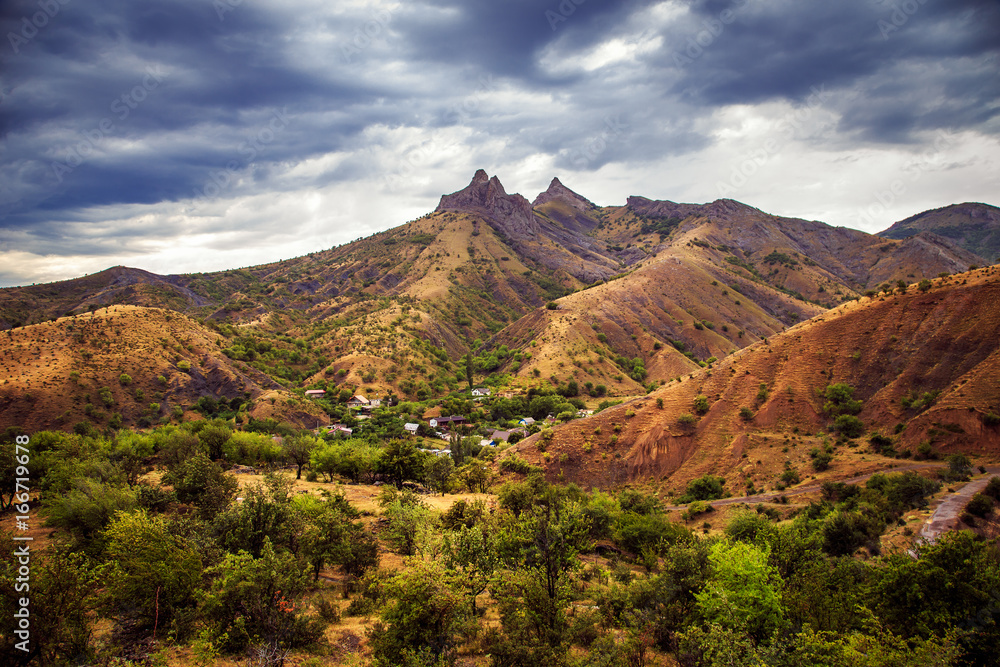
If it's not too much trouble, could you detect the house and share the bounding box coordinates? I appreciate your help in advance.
[304,389,326,397]
[479,439,496,448]
[404,423,420,435]
[490,427,527,444]
[519,417,536,427]
[325,424,353,437]
[346,395,369,409]
[428,415,468,430]
[471,387,491,397]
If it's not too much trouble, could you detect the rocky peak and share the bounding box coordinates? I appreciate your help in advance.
[532,177,595,210]
[436,171,537,237]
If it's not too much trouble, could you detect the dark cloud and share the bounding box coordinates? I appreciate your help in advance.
[0,0,998,286]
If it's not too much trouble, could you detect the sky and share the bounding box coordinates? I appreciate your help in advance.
[1,0,998,287]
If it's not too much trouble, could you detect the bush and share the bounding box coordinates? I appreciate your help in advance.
[177,360,192,372]
[966,493,994,518]
[693,395,710,414]
[739,407,754,421]
[983,477,1000,500]
[677,413,697,428]
[725,510,773,543]
[614,512,690,556]
[546,301,558,310]
[678,475,726,503]
[833,414,865,438]
[201,539,326,654]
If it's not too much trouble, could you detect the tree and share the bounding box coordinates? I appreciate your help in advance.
[368,560,472,667]
[465,353,474,391]
[284,434,319,479]
[109,431,154,485]
[824,384,862,416]
[213,474,299,558]
[0,540,99,665]
[301,492,377,581]
[695,540,785,642]
[201,539,325,654]
[443,523,499,614]
[678,475,726,503]
[492,488,592,660]
[378,439,426,488]
[100,510,202,636]
[424,455,455,495]
[163,452,238,520]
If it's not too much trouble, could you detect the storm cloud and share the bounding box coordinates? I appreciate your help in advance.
[1,0,998,286]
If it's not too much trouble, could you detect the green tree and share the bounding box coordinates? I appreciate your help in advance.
[201,539,325,654]
[695,540,786,642]
[678,475,726,503]
[213,474,299,558]
[424,455,455,495]
[284,434,319,480]
[163,451,238,520]
[378,438,426,488]
[100,510,202,636]
[491,489,592,661]
[443,523,499,614]
[368,560,472,667]
[824,383,863,417]
[301,492,377,581]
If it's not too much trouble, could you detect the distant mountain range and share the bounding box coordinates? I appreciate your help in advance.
[0,171,995,436]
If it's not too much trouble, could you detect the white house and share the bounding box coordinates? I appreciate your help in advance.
[404,423,419,435]
[471,387,491,397]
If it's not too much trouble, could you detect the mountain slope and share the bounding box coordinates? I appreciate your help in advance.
[879,202,1000,263]
[0,306,328,432]
[506,266,1000,491]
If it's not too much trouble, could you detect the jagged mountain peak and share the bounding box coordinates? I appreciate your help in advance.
[435,170,536,235]
[532,177,595,210]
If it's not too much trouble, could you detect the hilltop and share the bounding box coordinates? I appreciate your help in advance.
[879,202,1000,264]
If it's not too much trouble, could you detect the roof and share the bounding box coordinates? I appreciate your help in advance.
[305,389,326,396]
[404,423,419,432]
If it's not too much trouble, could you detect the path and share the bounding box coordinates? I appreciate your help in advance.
[917,470,1000,546]
[662,462,945,510]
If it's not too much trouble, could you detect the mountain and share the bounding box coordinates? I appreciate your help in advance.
[879,202,1000,264]
[0,171,992,430]
[0,306,328,432]
[505,266,1000,492]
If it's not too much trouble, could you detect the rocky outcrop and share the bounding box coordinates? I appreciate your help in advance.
[532,177,596,210]
[436,169,537,238]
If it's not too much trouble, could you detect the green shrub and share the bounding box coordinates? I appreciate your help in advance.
[118,373,132,386]
[678,475,726,503]
[833,414,865,438]
[693,395,710,414]
[966,493,994,518]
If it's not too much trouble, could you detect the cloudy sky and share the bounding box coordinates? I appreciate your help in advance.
[1,0,998,287]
